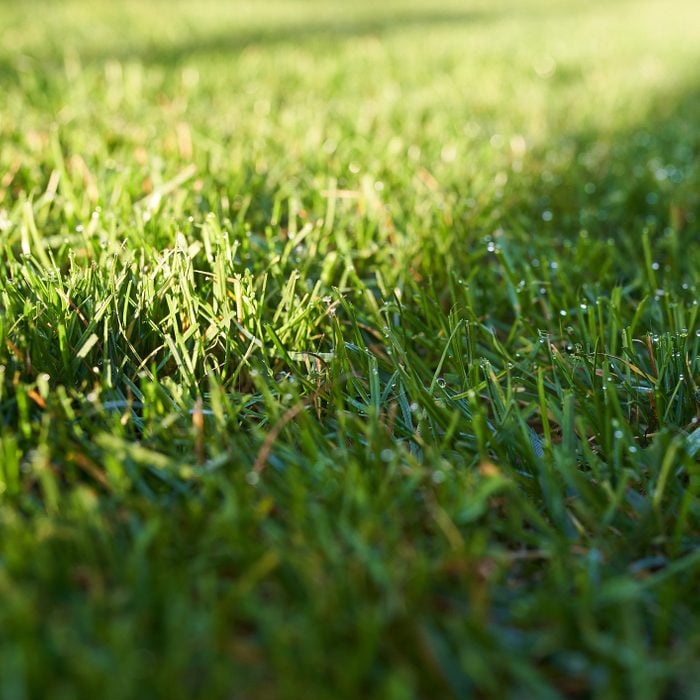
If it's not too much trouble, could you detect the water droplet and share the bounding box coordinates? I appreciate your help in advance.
[432,470,445,484]
[651,261,660,271]
[245,471,260,486]
[436,377,447,388]
[614,430,624,439]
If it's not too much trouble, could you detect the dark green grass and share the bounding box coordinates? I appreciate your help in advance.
[1,1,699,698]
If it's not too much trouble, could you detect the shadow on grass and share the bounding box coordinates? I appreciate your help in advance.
[134,9,492,64]
[0,7,490,82]
[0,0,637,77]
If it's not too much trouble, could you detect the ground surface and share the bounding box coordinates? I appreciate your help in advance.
[1,1,699,698]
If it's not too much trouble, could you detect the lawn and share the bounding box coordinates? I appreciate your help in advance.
[1,0,699,698]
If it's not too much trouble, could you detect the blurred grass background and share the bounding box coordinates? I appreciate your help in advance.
[0,1,699,699]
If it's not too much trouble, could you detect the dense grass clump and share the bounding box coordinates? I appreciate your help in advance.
[1,1,699,698]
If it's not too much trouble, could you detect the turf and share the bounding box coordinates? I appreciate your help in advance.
[1,0,699,698]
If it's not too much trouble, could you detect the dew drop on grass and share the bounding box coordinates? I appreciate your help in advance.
[437,377,446,388]
[432,470,445,484]
[629,446,638,453]
[380,449,393,462]
[614,430,624,439]
[245,471,260,486]
[559,310,567,317]
[651,261,660,270]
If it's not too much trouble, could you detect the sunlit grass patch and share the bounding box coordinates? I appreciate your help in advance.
[1,1,699,698]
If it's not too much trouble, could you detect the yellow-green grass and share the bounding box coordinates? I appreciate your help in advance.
[0,1,699,698]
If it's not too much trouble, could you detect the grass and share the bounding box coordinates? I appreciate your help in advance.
[1,0,699,697]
